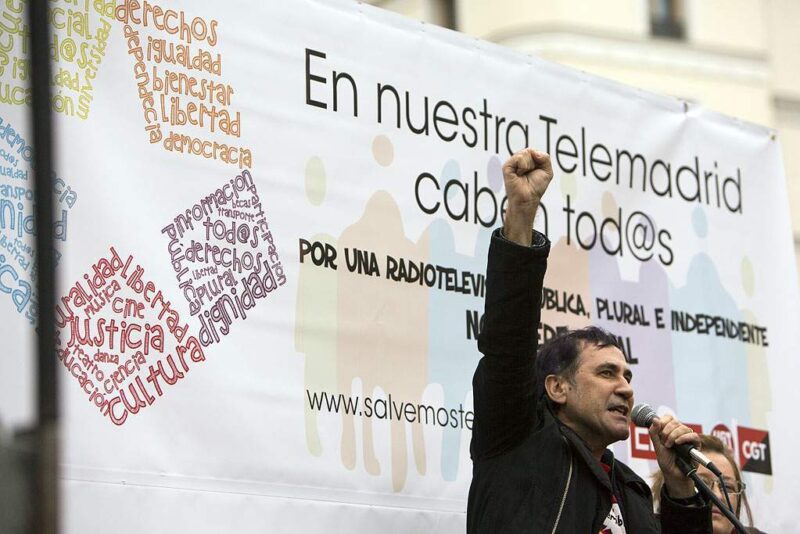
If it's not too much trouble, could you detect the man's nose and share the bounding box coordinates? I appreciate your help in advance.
[616,379,633,399]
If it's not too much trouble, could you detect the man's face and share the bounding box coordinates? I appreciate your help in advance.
[557,343,634,452]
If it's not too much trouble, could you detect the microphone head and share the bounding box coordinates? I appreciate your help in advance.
[631,403,656,428]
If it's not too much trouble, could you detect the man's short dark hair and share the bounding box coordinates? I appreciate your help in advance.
[535,326,624,408]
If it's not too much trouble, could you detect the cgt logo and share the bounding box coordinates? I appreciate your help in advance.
[738,426,772,475]
[629,422,702,460]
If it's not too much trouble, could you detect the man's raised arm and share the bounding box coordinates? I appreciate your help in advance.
[470,149,554,460]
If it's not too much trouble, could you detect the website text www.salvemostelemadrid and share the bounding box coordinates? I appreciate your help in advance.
[306,390,473,429]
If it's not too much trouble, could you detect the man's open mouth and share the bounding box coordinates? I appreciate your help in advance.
[608,405,629,416]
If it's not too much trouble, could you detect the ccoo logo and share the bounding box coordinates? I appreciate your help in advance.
[629,422,702,460]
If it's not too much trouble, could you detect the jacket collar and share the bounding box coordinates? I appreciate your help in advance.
[559,423,615,492]
[541,396,651,496]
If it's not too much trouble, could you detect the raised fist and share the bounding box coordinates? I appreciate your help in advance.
[502,149,553,245]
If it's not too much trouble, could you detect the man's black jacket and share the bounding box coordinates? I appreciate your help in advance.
[467,229,712,533]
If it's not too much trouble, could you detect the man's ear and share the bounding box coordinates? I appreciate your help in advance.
[544,374,569,406]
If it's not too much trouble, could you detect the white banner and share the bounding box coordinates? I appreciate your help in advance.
[0,0,797,532]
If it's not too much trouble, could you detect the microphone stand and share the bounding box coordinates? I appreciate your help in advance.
[676,457,748,534]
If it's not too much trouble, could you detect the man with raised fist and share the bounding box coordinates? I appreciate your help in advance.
[467,148,711,533]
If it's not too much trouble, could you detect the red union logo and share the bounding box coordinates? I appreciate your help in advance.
[737,426,772,475]
[630,423,656,459]
[711,423,735,451]
[629,422,702,460]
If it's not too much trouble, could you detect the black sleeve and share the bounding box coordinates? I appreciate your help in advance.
[659,487,712,533]
[470,228,550,461]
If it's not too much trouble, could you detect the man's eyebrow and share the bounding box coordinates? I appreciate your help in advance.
[596,362,633,381]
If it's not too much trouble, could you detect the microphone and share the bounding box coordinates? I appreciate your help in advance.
[631,403,722,477]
